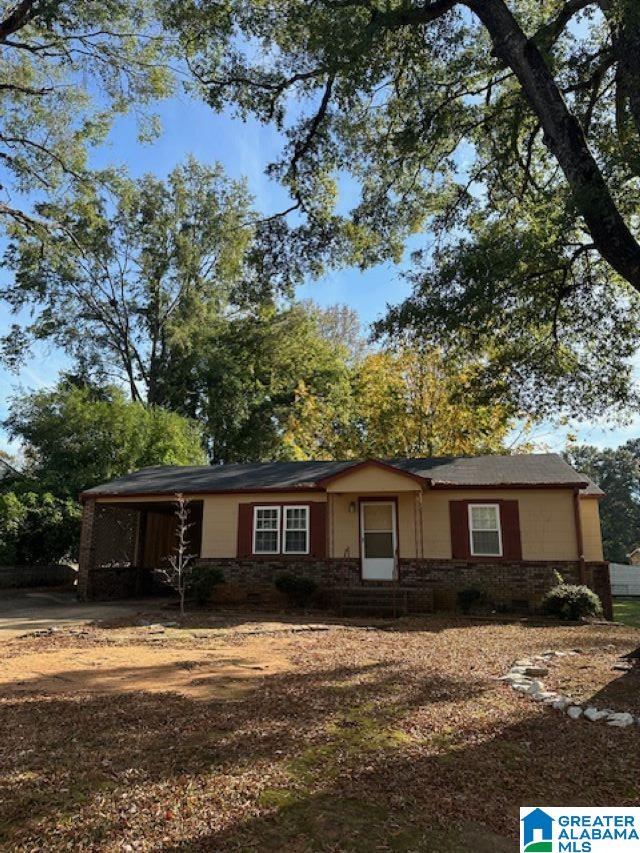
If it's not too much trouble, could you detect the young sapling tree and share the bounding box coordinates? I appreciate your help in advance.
[155,493,196,617]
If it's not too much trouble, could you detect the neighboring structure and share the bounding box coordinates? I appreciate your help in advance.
[609,563,640,597]
[629,547,640,566]
[78,454,611,617]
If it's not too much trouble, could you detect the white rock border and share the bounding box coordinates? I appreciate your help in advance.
[500,649,638,729]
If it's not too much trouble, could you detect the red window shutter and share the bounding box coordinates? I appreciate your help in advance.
[450,500,470,559]
[237,503,253,558]
[500,500,522,560]
[310,502,327,558]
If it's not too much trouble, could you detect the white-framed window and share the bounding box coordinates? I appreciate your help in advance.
[468,503,502,557]
[253,506,281,554]
[283,505,310,554]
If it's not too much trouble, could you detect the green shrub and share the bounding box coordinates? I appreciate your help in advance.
[189,565,225,606]
[0,491,80,565]
[541,583,603,621]
[275,573,318,608]
[457,587,488,615]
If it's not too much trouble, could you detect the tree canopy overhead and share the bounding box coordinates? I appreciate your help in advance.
[3,158,277,401]
[168,0,640,415]
[0,0,176,232]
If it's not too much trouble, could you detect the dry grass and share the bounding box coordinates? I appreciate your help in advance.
[1,612,639,851]
[544,646,640,715]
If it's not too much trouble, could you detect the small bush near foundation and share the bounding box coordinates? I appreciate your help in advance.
[190,565,225,606]
[275,573,318,608]
[457,587,488,615]
[541,583,603,621]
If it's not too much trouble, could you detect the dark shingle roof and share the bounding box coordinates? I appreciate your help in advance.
[82,453,591,498]
[578,477,605,497]
[392,454,590,488]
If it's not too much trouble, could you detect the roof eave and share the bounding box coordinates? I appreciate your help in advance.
[428,481,590,490]
[80,484,325,503]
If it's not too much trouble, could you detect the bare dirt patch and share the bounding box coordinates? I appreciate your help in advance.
[0,639,290,701]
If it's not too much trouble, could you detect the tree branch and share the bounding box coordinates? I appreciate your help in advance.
[534,0,596,51]
[462,0,640,290]
[0,0,37,43]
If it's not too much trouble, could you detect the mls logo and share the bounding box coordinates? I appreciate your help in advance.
[521,808,554,852]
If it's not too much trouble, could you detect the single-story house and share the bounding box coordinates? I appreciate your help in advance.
[78,453,611,617]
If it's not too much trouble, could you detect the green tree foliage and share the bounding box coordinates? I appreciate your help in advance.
[0,490,80,565]
[376,222,640,418]
[0,0,175,232]
[2,159,279,399]
[160,301,517,463]
[165,302,354,463]
[566,442,640,563]
[167,0,640,415]
[4,380,207,497]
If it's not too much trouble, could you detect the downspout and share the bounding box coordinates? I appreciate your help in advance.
[573,487,587,584]
[418,488,424,559]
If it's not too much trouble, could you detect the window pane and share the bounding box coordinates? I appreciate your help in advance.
[285,530,308,553]
[255,530,278,553]
[363,504,393,531]
[286,507,307,530]
[364,531,394,558]
[470,506,498,530]
[256,509,278,530]
[472,530,500,555]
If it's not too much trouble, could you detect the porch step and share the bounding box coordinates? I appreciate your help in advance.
[336,586,409,618]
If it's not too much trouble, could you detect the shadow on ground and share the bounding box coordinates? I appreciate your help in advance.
[1,624,639,851]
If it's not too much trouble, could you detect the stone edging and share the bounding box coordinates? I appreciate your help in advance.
[500,649,637,728]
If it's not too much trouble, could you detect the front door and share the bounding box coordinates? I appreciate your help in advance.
[360,501,396,580]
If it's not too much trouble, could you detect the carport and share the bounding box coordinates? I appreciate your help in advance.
[78,499,203,600]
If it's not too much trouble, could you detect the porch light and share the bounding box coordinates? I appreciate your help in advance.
[349,501,356,513]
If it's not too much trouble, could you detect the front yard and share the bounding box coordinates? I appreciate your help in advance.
[614,596,640,628]
[1,609,639,851]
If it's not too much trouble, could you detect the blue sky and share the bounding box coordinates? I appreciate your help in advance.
[1,87,638,455]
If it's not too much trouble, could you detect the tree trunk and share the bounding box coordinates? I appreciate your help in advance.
[462,0,640,290]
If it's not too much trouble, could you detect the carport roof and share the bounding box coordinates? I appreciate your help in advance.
[81,453,595,499]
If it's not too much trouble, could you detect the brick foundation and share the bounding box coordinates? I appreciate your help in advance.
[197,557,612,618]
[399,559,612,618]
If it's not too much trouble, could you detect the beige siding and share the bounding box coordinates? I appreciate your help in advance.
[329,492,418,558]
[325,466,421,493]
[580,497,604,561]
[92,491,325,559]
[93,483,604,563]
[201,492,325,558]
[421,489,580,561]
[330,493,358,558]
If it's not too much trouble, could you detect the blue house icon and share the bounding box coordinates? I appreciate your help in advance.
[521,808,554,850]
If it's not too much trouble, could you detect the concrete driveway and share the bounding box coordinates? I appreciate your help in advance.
[0,589,157,641]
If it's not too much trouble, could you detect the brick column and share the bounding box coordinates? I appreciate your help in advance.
[77,499,97,601]
[588,561,613,621]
